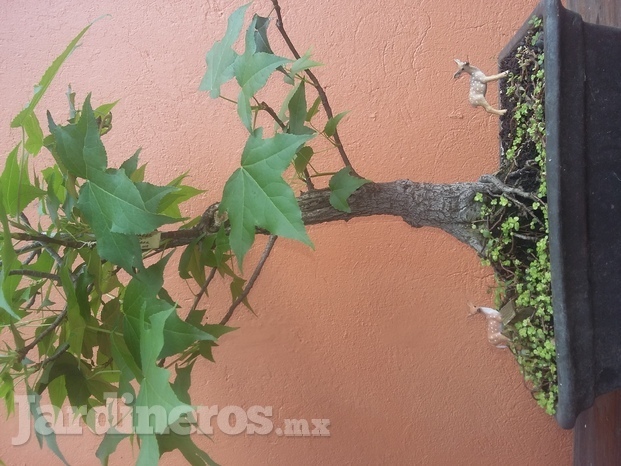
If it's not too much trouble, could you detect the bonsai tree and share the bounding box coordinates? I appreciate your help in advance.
[0,1,559,464]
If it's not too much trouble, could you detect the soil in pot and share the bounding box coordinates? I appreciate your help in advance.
[473,16,557,414]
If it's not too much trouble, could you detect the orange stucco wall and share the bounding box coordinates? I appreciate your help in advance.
[0,0,572,465]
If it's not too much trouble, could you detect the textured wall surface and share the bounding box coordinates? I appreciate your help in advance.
[0,0,572,464]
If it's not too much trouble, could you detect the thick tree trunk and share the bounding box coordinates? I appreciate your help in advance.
[182,179,497,254]
[297,180,487,253]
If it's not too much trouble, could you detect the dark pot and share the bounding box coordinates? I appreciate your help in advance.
[499,0,621,429]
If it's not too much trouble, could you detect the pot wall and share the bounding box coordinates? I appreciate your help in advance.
[514,0,621,429]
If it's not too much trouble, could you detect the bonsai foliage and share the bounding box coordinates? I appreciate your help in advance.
[0,2,558,465]
[0,2,369,464]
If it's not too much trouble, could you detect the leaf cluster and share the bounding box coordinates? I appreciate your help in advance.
[200,3,370,267]
[0,23,241,464]
[0,3,372,464]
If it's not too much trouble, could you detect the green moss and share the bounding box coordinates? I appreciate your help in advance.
[474,17,557,414]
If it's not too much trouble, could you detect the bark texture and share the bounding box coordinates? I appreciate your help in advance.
[297,180,487,253]
[189,179,491,254]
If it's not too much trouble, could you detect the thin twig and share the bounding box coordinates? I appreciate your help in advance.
[190,267,218,313]
[37,342,70,369]
[302,164,315,187]
[219,235,278,325]
[21,250,39,266]
[504,194,544,227]
[42,244,63,267]
[480,175,544,227]
[480,175,541,202]
[270,0,358,176]
[302,169,315,191]
[24,293,38,311]
[14,243,43,255]
[19,212,31,227]
[16,306,68,361]
[12,243,60,268]
[12,232,87,249]
[257,100,286,130]
[257,100,315,190]
[8,269,61,283]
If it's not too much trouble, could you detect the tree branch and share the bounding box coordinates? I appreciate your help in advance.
[190,267,218,313]
[257,100,314,190]
[219,235,278,325]
[8,269,61,283]
[16,306,68,361]
[296,180,487,252]
[12,233,86,249]
[183,180,490,254]
[270,0,357,176]
[35,342,70,370]
[9,181,494,260]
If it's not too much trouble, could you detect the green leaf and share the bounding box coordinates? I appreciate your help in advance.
[85,370,117,404]
[131,163,147,183]
[158,433,220,466]
[253,15,273,54]
[78,169,175,235]
[47,377,67,409]
[287,82,314,135]
[0,192,21,320]
[159,184,203,218]
[111,333,140,398]
[157,173,204,218]
[123,257,217,363]
[21,113,45,155]
[120,149,141,177]
[178,236,216,284]
[136,432,160,466]
[60,267,86,355]
[93,100,119,119]
[290,50,322,75]
[48,94,107,179]
[41,165,65,223]
[172,362,194,405]
[96,429,130,466]
[199,3,250,98]
[324,111,348,137]
[179,239,201,282]
[234,16,290,131]
[25,246,55,275]
[220,129,314,267]
[328,167,370,213]
[27,389,70,466]
[214,226,230,267]
[230,276,253,313]
[306,96,321,122]
[293,146,314,175]
[35,352,91,409]
[11,20,98,129]
[135,309,193,463]
[77,169,175,269]
[96,232,143,272]
[0,145,45,216]
[235,51,290,100]
[236,95,254,132]
[158,311,218,359]
[0,373,15,415]
[134,181,178,213]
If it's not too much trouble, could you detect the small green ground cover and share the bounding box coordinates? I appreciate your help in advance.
[474,17,557,414]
